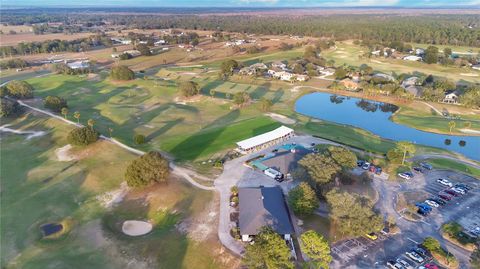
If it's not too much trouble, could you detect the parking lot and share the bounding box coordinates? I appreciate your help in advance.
[332,234,389,264]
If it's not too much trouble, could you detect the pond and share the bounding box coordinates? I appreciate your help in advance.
[295,92,480,161]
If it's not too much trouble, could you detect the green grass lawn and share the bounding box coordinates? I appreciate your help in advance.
[392,107,480,135]
[425,158,480,178]
[1,114,233,269]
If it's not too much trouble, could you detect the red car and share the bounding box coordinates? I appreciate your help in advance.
[425,263,439,269]
[444,189,460,197]
[438,193,452,201]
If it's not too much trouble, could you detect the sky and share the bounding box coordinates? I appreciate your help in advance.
[2,0,480,7]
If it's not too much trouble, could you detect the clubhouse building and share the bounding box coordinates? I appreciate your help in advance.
[236,125,294,154]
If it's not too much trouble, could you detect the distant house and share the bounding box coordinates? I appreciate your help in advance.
[271,61,287,70]
[372,73,395,82]
[401,77,420,88]
[66,60,90,70]
[472,64,480,71]
[111,49,142,59]
[340,78,359,91]
[350,72,361,82]
[295,74,309,82]
[154,40,167,46]
[239,63,268,76]
[415,48,425,56]
[280,72,294,81]
[320,68,335,77]
[403,55,422,61]
[239,187,294,242]
[443,90,460,104]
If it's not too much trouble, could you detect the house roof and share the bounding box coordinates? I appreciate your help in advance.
[239,187,294,235]
[261,147,310,174]
[236,126,294,150]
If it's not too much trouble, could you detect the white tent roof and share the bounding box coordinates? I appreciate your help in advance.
[236,126,294,150]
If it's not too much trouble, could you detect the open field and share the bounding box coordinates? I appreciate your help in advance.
[0,24,33,34]
[322,41,480,83]
[0,32,99,46]
[0,113,237,269]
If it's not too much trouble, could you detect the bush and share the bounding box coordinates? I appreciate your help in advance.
[110,65,135,80]
[0,98,21,117]
[134,134,146,145]
[44,95,67,112]
[0,58,28,69]
[5,80,34,99]
[288,182,319,215]
[119,53,132,60]
[67,126,100,146]
[125,151,169,187]
[179,81,199,97]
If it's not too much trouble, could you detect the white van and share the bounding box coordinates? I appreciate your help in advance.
[264,168,284,182]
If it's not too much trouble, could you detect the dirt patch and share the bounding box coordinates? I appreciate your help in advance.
[122,220,153,236]
[72,87,92,95]
[460,73,479,77]
[96,182,130,209]
[55,144,76,162]
[265,112,296,124]
[176,198,218,242]
[396,190,429,221]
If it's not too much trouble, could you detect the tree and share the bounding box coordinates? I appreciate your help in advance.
[460,87,480,109]
[0,98,21,117]
[243,227,294,269]
[448,121,456,133]
[259,97,273,112]
[61,107,69,119]
[44,96,67,112]
[136,43,152,56]
[443,47,452,58]
[422,237,441,252]
[179,81,200,97]
[300,230,332,269]
[424,46,439,64]
[209,89,216,98]
[464,121,472,129]
[325,189,383,237]
[471,248,480,269]
[5,80,34,99]
[292,64,305,74]
[67,126,99,146]
[220,59,239,79]
[334,68,347,79]
[73,111,80,124]
[288,182,319,216]
[304,46,318,59]
[125,151,169,187]
[134,134,146,144]
[395,141,416,165]
[233,91,250,106]
[110,65,135,80]
[87,119,95,128]
[327,146,357,169]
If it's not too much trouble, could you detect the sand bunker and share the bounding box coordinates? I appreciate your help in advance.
[460,73,479,77]
[122,220,153,236]
[55,144,76,162]
[0,124,46,139]
[460,128,480,135]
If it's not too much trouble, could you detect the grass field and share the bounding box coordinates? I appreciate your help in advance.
[424,158,480,178]
[322,42,480,83]
[0,113,236,269]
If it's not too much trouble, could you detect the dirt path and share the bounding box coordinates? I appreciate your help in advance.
[419,101,443,116]
[0,124,46,139]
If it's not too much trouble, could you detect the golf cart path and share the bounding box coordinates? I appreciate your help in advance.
[13,99,214,191]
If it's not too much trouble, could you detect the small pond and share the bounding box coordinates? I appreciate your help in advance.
[295,92,480,161]
[41,223,63,237]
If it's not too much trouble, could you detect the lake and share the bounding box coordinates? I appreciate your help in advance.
[295,92,480,161]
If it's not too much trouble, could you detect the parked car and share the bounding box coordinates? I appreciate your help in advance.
[451,187,466,195]
[437,178,453,187]
[375,167,382,174]
[369,165,376,173]
[445,189,460,197]
[420,162,433,170]
[406,251,424,263]
[404,171,414,178]
[424,263,439,269]
[454,185,470,192]
[411,247,429,258]
[386,260,403,269]
[438,193,452,201]
[429,197,446,206]
[417,208,429,216]
[365,232,377,240]
[362,162,371,170]
[357,160,365,167]
[415,203,432,212]
[454,183,472,190]
[425,199,439,208]
[396,258,413,269]
[413,167,423,173]
[398,173,412,180]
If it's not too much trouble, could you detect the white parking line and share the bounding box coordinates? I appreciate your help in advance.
[407,237,419,244]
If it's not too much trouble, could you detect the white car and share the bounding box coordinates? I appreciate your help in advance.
[396,258,413,269]
[437,178,453,187]
[362,162,371,170]
[425,199,439,208]
[386,261,403,269]
[451,187,465,195]
[398,173,411,180]
[405,251,424,263]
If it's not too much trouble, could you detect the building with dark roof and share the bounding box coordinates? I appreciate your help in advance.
[238,186,293,241]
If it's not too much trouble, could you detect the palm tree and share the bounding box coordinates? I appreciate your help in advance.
[61,107,69,119]
[87,119,95,128]
[210,89,216,98]
[73,111,80,124]
[448,121,456,133]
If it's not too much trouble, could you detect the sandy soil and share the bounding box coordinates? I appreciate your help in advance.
[265,112,296,124]
[96,182,130,209]
[460,73,479,77]
[176,198,218,242]
[122,220,153,236]
[55,144,76,162]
